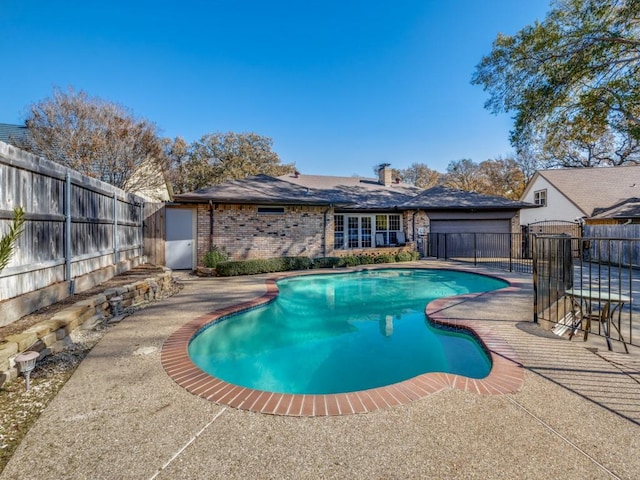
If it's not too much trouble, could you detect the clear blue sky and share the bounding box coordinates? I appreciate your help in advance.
[1,0,550,177]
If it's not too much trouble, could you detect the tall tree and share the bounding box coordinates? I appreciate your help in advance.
[440,158,526,198]
[443,159,486,192]
[540,115,640,167]
[472,0,640,167]
[398,163,441,188]
[478,157,526,199]
[23,87,167,194]
[163,136,189,195]
[171,132,295,193]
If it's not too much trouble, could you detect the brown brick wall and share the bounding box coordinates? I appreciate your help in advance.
[402,211,430,241]
[196,204,331,262]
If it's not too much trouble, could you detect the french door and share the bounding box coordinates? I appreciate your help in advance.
[347,216,372,249]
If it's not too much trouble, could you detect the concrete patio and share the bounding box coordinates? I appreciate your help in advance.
[2,261,639,479]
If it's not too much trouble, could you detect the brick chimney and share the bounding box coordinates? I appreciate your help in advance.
[378,163,392,186]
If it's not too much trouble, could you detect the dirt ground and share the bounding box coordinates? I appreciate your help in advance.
[0,264,167,340]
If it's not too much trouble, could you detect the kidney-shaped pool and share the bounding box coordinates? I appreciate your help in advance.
[188,269,508,395]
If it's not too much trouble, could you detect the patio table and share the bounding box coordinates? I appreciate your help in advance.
[566,288,630,353]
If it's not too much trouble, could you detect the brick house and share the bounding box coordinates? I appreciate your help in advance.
[169,165,531,268]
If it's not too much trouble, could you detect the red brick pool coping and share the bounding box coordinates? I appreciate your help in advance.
[161,267,525,416]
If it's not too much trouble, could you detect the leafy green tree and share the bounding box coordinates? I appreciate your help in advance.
[398,163,441,188]
[472,0,640,167]
[539,115,640,167]
[171,132,295,193]
[0,207,26,274]
[22,87,167,193]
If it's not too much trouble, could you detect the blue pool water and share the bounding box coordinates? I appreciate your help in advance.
[188,269,508,394]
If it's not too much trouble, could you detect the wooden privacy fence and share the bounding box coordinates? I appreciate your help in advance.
[0,141,147,323]
[584,224,640,267]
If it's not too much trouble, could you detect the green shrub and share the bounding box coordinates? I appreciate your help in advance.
[395,251,413,262]
[312,257,343,269]
[374,253,396,264]
[201,245,229,268]
[357,254,375,265]
[215,256,312,276]
[282,256,313,270]
[215,251,421,276]
[341,255,361,267]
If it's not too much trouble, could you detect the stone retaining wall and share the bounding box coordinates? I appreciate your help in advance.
[0,268,176,386]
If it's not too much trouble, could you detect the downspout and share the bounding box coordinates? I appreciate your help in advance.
[412,210,418,242]
[209,200,214,251]
[323,205,332,257]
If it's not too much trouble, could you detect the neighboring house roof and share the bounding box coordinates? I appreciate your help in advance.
[522,166,640,217]
[173,174,335,206]
[0,123,36,150]
[591,198,640,219]
[278,173,423,209]
[400,185,533,210]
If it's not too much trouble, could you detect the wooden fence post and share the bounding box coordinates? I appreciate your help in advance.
[65,171,73,293]
[113,192,119,267]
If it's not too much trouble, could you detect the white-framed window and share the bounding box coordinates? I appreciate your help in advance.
[334,215,345,249]
[334,213,402,249]
[376,214,401,245]
[534,189,547,207]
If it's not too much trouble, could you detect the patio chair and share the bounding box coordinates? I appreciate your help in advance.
[375,233,387,247]
[396,231,406,246]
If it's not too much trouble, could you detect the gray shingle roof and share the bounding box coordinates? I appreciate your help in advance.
[591,198,640,219]
[534,166,640,217]
[176,173,533,212]
[400,185,533,210]
[0,123,33,148]
[173,174,335,205]
[278,173,423,209]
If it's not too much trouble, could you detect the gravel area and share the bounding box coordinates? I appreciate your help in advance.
[0,327,107,471]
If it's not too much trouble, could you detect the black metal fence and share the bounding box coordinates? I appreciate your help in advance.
[422,233,533,274]
[534,235,637,351]
[423,232,638,351]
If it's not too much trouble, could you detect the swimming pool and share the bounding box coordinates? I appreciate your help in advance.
[188,269,508,395]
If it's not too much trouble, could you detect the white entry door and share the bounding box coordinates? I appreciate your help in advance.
[165,208,195,270]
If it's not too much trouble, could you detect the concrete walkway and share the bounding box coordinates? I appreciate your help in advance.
[2,262,639,480]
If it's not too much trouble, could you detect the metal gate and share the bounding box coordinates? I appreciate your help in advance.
[522,220,582,258]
